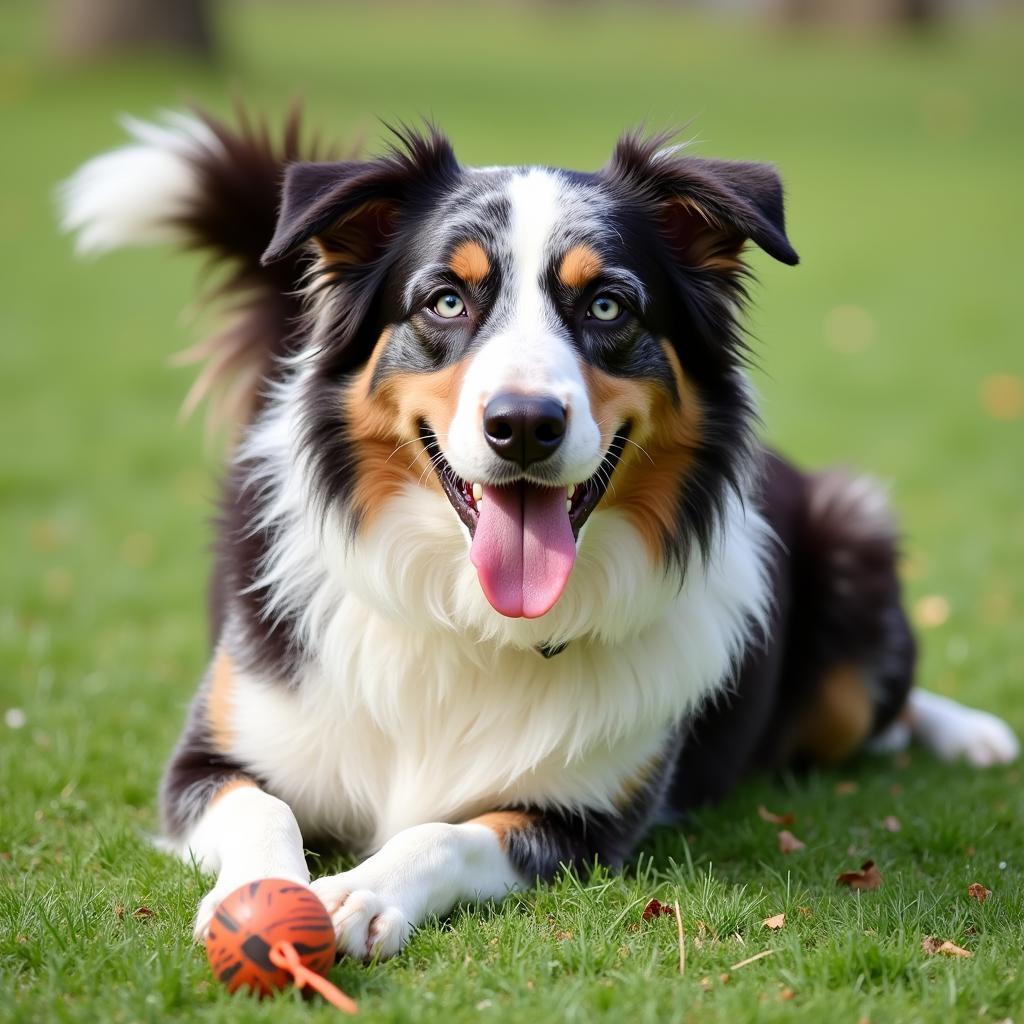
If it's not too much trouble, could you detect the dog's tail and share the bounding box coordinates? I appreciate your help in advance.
[59,107,329,431]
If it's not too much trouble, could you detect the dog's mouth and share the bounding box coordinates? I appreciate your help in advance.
[419,422,629,619]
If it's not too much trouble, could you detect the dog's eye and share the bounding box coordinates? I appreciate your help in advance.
[588,295,621,322]
[432,293,466,319]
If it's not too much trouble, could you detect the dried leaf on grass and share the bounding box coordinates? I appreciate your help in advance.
[922,936,972,958]
[778,829,806,854]
[967,882,991,903]
[837,860,883,890]
[762,913,786,931]
[757,804,795,826]
[642,898,676,922]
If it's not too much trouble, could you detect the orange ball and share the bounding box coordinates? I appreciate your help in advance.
[205,879,336,997]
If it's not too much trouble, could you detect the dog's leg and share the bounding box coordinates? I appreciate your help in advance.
[311,818,524,961]
[313,787,667,961]
[870,689,1020,767]
[160,654,310,940]
[180,780,311,941]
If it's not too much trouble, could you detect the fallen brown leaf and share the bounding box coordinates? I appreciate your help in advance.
[779,987,796,1001]
[642,897,675,922]
[133,906,155,919]
[882,815,902,833]
[922,936,972,958]
[967,882,991,903]
[114,904,125,920]
[837,860,883,891]
[757,804,795,826]
[763,913,786,931]
[778,829,806,854]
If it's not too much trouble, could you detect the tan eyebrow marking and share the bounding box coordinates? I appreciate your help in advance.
[558,244,603,289]
[448,239,490,284]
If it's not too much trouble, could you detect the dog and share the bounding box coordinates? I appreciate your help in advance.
[61,110,1019,961]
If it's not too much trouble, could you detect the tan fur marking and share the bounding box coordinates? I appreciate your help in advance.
[583,341,702,561]
[210,777,257,806]
[449,240,491,285]
[207,650,236,752]
[613,756,662,812]
[558,244,603,290]
[468,811,534,850]
[343,329,471,529]
[793,664,875,765]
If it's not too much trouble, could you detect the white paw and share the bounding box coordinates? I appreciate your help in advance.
[936,707,1021,767]
[311,875,413,961]
[192,872,312,943]
[193,881,232,942]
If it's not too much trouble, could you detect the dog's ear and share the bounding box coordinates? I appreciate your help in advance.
[262,127,459,267]
[603,133,798,272]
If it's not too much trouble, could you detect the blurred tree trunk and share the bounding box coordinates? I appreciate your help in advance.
[777,0,946,27]
[52,0,216,61]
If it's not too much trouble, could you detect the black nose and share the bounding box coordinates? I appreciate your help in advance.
[483,393,567,469]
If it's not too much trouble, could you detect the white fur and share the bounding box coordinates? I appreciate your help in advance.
[183,784,310,940]
[311,823,522,959]
[904,690,1019,767]
[444,169,604,486]
[58,113,219,254]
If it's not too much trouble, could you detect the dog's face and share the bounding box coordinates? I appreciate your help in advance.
[263,130,796,630]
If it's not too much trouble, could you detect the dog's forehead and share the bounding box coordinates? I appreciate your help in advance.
[430,166,611,261]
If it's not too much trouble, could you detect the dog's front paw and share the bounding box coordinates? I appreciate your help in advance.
[192,872,312,943]
[311,875,413,961]
[935,707,1021,767]
[193,882,232,943]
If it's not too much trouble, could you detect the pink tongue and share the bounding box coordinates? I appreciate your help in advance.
[470,483,576,618]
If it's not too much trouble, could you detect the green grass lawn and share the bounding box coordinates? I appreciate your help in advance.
[2,3,1023,1021]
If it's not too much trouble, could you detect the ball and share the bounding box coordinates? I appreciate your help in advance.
[205,879,336,997]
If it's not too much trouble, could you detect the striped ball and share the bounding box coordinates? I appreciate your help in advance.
[205,879,336,996]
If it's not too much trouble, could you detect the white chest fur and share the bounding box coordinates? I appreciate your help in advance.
[224,500,769,854]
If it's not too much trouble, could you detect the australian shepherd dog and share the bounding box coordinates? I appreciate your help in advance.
[62,111,1018,959]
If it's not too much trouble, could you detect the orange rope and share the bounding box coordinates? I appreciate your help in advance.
[269,940,359,1014]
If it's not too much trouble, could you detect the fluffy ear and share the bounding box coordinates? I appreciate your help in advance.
[603,133,799,271]
[261,127,459,266]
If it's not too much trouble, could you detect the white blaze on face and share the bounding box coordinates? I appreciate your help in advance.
[446,169,602,486]
[443,169,606,620]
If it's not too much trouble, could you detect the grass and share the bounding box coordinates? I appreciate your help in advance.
[2,2,1023,1021]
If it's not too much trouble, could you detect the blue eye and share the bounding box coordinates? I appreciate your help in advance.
[433,293,466,319]
[589,295,621,321]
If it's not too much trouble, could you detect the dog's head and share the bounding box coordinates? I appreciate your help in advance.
[262,128,796,641]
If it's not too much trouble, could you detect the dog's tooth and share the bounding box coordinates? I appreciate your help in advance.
[568,484,576,498]
[472,482,482,502]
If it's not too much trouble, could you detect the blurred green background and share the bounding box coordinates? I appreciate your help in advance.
[2,2,1023,1020]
